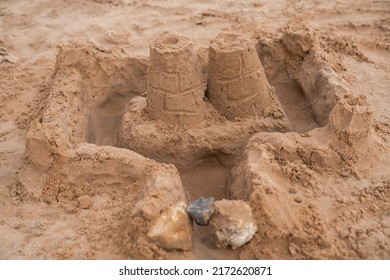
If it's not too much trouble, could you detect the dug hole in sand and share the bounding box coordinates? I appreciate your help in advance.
[7,24,390,259]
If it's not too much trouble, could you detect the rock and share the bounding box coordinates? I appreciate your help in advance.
[186,196,215,226]
[147,201,192,251]
[78,195,92,209]
[210,199,257,249]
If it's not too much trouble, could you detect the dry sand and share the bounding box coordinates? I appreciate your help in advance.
[0,0,389,259]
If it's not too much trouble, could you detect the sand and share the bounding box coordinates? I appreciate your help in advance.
[0,0,389,260]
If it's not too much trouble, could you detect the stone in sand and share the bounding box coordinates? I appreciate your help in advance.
[186,196,215,226]
[210,199,257,249]
[147,201,192,251]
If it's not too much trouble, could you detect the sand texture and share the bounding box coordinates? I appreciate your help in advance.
[0,0,389,260]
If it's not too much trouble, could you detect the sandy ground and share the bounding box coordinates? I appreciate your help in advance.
[0,0,389,259]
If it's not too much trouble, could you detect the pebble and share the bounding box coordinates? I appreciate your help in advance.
[186,196,215,226]
[210,199,257,249]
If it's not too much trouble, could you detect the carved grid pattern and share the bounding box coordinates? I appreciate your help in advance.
[149,70,203,115]
[216,54,260,102]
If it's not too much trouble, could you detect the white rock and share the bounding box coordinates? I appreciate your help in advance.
[210,199,257,249]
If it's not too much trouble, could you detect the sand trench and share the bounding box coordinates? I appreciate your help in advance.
[7,24,390,260]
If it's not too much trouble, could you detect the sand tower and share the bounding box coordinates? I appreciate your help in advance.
[208,32,278,120]
[146,33,206,126]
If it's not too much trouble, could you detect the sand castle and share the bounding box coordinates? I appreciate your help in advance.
[208,32,278,120]
[13,24,390,260]
[117,33,291,169]
[146,32,285,125]
[146,33,206,126]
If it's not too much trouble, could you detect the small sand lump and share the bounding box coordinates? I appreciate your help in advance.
[186,196,215,226]
[78,195,93,209]
[210,199,257,249]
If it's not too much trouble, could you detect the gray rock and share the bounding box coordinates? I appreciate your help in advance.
[186,197,215,226]
[210,199,257,249]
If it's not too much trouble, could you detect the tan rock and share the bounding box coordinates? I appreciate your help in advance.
[210,199,257,249]
[147,201,192,251]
